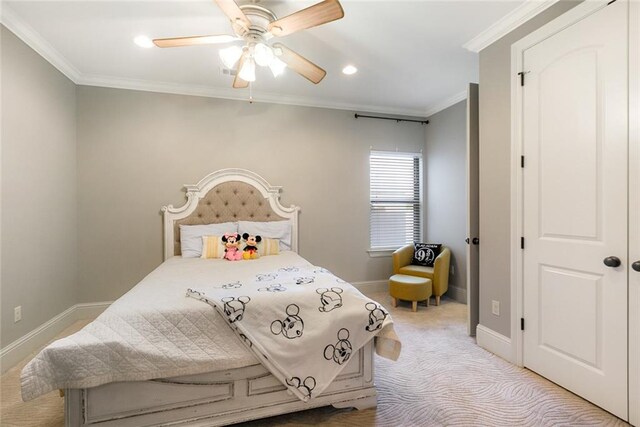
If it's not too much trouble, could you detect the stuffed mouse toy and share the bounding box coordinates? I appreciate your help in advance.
[242,233,262,260]
[221,232,243,261]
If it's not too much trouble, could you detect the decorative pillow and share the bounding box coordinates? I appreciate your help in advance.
[412,243,442,267]
[201,236,226,259]
[238,220,292,251]
[180,222,238,258]
[258,238,280,256]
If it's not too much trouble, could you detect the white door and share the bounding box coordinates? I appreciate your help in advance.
[522,0,628,419]
[466,83,480,337]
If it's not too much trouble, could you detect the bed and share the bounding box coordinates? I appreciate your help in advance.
[21,168,400,426]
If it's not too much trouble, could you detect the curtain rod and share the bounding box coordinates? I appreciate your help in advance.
[354,113,429,125]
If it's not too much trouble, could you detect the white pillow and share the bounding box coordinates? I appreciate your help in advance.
[238,220,292,251]
[180,222,238,258]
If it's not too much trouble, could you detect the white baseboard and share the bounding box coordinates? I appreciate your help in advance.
[0,305,77,374]
[74,301,112,320]
[476,324,513,362]
[0,301,112,374]
[446,285,467,304]
[352,280,388,296]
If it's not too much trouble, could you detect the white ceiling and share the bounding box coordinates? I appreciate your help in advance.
[2,0,525,116]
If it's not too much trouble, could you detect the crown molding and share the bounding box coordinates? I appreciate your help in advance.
[77,73,429,117]
[463,0,561,53]
[1,3,427,118]
[0,4,82,82]
[424,90,467,118]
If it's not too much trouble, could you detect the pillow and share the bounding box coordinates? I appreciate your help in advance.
[412,243,442,267]
[201,235,226,259]
[238,220,292,251]
[180,222,238,258]
[258,238,280,257]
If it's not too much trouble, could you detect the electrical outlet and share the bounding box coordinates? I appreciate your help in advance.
[14,306,22,323]
[491,300,500,316]
[450,265,455,275]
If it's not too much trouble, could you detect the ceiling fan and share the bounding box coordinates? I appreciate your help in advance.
[153,0,344,88]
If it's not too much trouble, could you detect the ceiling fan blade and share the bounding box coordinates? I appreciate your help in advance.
[233,53,250,89]
[273,43,326,84]
[268,0,344,38]
[214,0,252,30]
[153,35,238,48]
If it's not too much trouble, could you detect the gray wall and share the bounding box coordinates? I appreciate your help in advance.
[76,86,426,303]
[478,1,581,337]
[425,100,467,303]
[1,26,78,347]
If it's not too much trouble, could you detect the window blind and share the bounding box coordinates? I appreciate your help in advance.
[369,151,422,250]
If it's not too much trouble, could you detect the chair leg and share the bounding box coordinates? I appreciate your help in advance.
[425,298,429,307]
[435,296,440,306]
[391,297,398,307]
[412,301,417,312]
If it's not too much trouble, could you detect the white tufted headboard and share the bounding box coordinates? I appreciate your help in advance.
[161,169,300,260]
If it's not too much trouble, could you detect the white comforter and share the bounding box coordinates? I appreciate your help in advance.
[21,252,400,401]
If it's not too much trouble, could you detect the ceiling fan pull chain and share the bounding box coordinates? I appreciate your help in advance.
[249,82,253,104]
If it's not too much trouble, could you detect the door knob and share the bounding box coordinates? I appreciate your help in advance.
[603,256,621,268]
[633,261,640,272]
[472,238,480,245]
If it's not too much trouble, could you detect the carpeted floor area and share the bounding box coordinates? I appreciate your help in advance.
[1,318,92,427]
[0,292,629,426]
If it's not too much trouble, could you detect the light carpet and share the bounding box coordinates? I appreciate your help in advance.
[0,292,628,426]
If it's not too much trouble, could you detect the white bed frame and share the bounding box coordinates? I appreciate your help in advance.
[65,169,377,426]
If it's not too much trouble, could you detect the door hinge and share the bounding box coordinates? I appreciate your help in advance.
[517,71,529,86]
[521,318,525,331]
[521,237,525,249]
[521,155,525,168]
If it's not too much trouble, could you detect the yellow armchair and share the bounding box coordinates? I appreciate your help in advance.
[392,244,451,305]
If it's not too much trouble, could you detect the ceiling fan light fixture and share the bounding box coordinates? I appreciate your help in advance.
[254,43,274,67]
[269,57,287,77]
[152,0,345,88]
[219,45,244,68]
[238,58,256,82]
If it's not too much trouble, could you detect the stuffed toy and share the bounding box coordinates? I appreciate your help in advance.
[242,233,262,260]
[221,233,243,261]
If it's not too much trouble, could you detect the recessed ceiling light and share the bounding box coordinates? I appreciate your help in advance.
[342,65,358,75]
[134,35,154,49]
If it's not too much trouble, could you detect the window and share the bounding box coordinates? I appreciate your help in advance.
[369,151,422,251]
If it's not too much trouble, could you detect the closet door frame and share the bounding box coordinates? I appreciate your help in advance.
[466,82,480,337]
[629,0,639,424]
